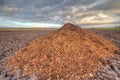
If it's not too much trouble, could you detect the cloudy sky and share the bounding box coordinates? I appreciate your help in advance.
[0,0,120,28]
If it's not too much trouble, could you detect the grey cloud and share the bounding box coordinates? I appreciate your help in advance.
[89,0,120,12]
[0,0,120,25]
[0,0,5,6]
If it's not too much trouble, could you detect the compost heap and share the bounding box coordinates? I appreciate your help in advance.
[6,23,118,80]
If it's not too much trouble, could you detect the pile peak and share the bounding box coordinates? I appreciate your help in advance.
[6,23,118,80]
[62,23,81,31]
[63,23,75,28]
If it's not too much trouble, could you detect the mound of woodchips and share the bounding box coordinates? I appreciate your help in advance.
[6,23,118,80]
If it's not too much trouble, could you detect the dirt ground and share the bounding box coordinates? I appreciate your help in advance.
[0,30,52,59]
[88,29,120,48]
[0,29,120,80]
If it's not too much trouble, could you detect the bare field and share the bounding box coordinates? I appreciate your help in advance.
[88,29,120,48]
[0,29,119,61]
[0,28,57,31]
[0,30,53,57]
[0,29,120,80]
[0,29,119,57]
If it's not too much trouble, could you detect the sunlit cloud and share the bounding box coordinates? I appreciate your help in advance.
[77,13,115,24]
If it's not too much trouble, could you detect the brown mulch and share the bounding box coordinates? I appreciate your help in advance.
[5,23,118,80]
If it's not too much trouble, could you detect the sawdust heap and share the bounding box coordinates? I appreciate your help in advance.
[6,23,118,80]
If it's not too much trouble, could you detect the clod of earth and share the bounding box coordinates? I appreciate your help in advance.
[5,23,119,80]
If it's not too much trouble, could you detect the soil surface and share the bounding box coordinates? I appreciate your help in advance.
[0,27,120,80]
[88,29,120,48]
